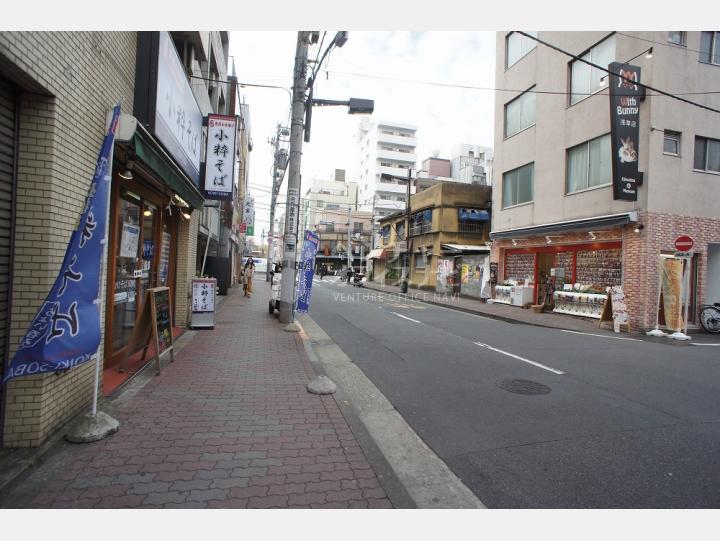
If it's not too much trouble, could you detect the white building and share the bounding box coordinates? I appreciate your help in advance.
[450,144,494,185]
[357,118,418,218]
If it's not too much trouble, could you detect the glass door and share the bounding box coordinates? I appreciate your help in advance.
[111,193,141,359]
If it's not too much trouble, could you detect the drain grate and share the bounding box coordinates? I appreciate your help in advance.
[497,379,551,395]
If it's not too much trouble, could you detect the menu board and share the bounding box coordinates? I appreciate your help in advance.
[575,249,622,288]
[505,253,535,282]
[149,288,173,355]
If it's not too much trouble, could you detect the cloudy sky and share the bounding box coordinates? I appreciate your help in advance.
[228,31,497,240]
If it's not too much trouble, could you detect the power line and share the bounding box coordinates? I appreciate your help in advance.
[320,68,720,97]
[516,31,720,115]
[616,31,708,58]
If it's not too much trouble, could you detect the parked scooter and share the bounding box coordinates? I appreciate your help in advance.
[352,270,365,287]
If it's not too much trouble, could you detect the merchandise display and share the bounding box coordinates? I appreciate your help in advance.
[494,285,512,304]
[553,290,607,318]
[505,253,535,282]
[575,249,622,289]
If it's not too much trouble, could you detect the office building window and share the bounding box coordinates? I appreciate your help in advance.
[668,32,686,46]
[506,31,537,69]
[502,163,534,208]
[700,32,720,65]
[504,87,536,138]
[663,130,681,156]
[570,34,615,105]
[694,136,720,173]
[567,134,612,193]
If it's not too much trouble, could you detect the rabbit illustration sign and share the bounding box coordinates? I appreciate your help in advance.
[608,62,642,201]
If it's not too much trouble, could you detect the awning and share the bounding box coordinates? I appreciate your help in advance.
[441,244,491,254]
[459,208,490,222]
[367,248,387,259]
[131,128,205,210]
[490,211,638,240]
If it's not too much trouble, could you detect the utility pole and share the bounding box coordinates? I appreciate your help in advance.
[401,167,412,293]
[346,206,352,274]
[265,122,280,282]
[279,31,310,325]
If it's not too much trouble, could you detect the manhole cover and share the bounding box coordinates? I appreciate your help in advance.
[497,379,551,395]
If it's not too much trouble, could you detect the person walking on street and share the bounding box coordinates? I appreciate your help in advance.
[244,257,255,297]
[346,266,353,284]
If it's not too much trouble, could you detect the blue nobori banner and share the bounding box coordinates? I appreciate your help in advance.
[295,230,320,314]
[3,105,121,383]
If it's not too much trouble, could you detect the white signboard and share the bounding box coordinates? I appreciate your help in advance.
[287,188,299,234]
[202,114,237,200]
[192,279,216,313]
[120,223,140,258]
[243,196,255,229]
[155,31,203,185]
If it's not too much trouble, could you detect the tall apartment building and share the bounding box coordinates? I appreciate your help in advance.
[357,118,418,218]
[450,143,493,185]
[0,31,242,447]
[490,31,720,331]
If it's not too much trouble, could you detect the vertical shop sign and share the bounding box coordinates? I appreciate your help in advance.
[3,106,121,383]
[243,196,255,237]
[296,230,320,313]
[202,114,237,200]
[608,62,641,201]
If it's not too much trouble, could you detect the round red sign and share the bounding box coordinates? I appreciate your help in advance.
[674,235,694,252]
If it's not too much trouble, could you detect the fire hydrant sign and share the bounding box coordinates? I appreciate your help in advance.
[191,278,216,329]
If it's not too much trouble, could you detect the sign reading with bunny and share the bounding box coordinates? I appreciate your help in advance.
[608,62,642,201]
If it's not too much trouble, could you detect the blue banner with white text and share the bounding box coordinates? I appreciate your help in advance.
[295,230,320,314]
[3,105,121,383]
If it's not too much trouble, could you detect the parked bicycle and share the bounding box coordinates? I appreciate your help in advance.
[699,303,720,333]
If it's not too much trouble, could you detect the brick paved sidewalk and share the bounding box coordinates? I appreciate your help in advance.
[0,284,393,509]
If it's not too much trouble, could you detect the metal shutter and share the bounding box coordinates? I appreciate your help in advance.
[0,75,17,443]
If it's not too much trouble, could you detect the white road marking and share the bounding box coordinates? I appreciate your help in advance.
[561,330,641,342]
[690,342,720,347]
[474,342,564,375]
[391,312,422,324]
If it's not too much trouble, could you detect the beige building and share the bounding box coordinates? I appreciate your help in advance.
[491,31,720,330]
[0,32,243,448]
[373,182,492,296]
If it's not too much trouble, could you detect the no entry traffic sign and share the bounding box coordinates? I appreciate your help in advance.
[674,235,694,252]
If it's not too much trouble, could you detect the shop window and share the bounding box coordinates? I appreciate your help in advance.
[505,31,537,69]
[663,130,681,156]
[570,34,615,105]
[694,135,720,173]
[502,162,534,208]
[505,252,535,283]
[504,87,536,138]
[699,31,720,65]
[575,249,622,289]
[566,134,611,193]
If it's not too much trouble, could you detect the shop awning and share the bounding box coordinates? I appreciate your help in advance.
[131,128,205,210]
[367,248,387,259]
[459,208,490,221]
[490,211,638,240]
[441,244,491,254]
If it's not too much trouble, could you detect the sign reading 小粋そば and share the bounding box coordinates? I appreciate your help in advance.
[608,62,642,201]
[155,31,203,186]
[202,114,238,201]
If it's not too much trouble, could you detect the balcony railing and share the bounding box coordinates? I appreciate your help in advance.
[458,222,485,233]
[410,223,432,236]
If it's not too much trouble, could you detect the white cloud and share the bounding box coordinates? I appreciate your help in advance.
[229,31,497,236]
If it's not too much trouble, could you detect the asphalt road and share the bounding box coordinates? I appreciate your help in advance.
[307,277,720,508]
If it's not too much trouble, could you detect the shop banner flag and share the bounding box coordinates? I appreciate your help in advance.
[3,105,121,383]
[295,230,320,314]
[608,62,642,201]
